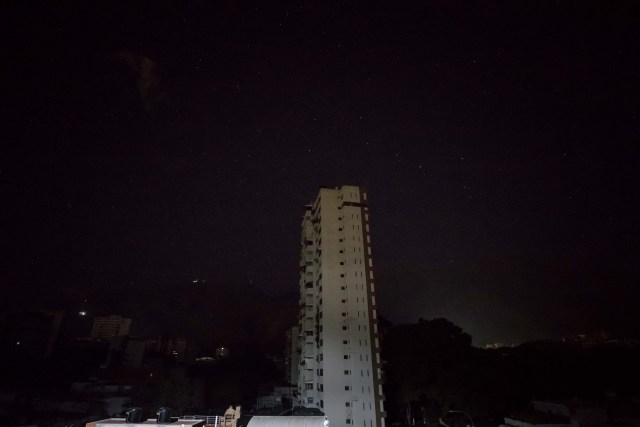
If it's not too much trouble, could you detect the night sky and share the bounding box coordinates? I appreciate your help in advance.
[4,1,639,347]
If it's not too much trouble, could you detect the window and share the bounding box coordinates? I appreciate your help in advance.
[340,262,344,265]
[305,331,313,336]
[340,274,345,278]
[345,402,351,407]
[305,383,313,390]
[344,370,350,375]
[344,355,350,359]
[342,312,347,317]
[341,299,347,303]
[346,420,351,424]
[343,340,349,344]
[342,326,348,331]
[308,397,313,404]
[345,386,350,391]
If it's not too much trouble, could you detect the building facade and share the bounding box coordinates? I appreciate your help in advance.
[286,326,300,385]
[90,315,131,339]
[296,185,385,427]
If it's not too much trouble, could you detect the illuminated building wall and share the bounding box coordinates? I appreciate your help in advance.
[90,315,131,339]
[297,185,385,427]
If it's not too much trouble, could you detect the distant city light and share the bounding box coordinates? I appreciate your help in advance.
[79,311,87,316]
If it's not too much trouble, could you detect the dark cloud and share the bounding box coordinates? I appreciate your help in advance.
[111,50,165,112]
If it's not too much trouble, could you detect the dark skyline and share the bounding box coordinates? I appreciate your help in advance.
[4,1,639,346]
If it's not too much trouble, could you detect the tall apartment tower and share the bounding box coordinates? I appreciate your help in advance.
[297,185,385,427]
